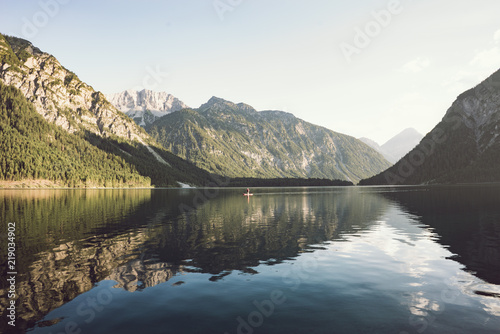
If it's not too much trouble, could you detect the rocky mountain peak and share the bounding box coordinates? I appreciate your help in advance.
[4,35,44,56]
[360,67,500,185]
[200,96,256,114]
[200,96,233,110]
[149,96,391,183]
[359,128,423,164]
[0,33,147,142]
[0,33,215,188]
[106,89,188,127]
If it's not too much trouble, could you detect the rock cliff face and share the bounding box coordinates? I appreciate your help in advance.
[360,68,500,185]
[148,96,392,182]
[106,89,188,127]
[0,33,213,187]
[0,34,149,142]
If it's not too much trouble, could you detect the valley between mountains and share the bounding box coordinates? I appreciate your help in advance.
[1,32,499,187]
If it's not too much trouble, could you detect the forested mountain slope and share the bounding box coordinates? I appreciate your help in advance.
[0,33,211,187]
[360,68,500,185]
[148,97,391,183]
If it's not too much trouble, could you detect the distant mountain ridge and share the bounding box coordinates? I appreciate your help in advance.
[147,96,392,183]
[360,68,500,185]
[381,128,423,162]
[106,90,188,127]
[360,128,423,163]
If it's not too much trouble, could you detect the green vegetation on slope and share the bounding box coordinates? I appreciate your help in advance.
[0,82,212,187]
[359,76,500,185]
[0,33,216,188]
[148,99,391,183]
[83,131,213,187]
[225,178,353,187]
[0,81,150,187]
[359,116,478,185]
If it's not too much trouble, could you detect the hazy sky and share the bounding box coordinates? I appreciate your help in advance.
[1,0,500,143]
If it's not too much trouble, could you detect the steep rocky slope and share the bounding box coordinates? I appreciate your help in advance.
[148,97,391,182]
[360,68,500,185]
[106,89,188,127]
[0,34,211,187]
[0,35,147,141]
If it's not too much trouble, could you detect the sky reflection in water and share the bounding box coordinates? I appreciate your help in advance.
[0,186,499,334]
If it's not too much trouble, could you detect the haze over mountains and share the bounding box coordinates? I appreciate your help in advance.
[360,128,423,163]
[360,68,500,185]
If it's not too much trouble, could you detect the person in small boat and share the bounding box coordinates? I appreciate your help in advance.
[246,188,250,195]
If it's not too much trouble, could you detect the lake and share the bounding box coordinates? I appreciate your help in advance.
[1,185,499,334]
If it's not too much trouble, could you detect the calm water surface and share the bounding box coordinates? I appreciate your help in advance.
[0,185,499,334]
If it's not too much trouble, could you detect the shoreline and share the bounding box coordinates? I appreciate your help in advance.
[0,180,155,189]
[2,182,500,190]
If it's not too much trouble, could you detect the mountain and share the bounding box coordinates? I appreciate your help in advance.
[0,33,211,187]
[359,128,423,163]
[106,90,188,127]
[147,96,392,183]
[0,35,143,141]
[360,68,500,185]
[359,137,382,152]
[380,128,423,163]
[0,81,146,187]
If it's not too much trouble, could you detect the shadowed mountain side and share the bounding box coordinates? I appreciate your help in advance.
[379,185,500,285]
[360,68,500,185]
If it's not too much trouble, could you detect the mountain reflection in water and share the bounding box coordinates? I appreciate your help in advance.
[379,185,500,285]
[0,186,499,334]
